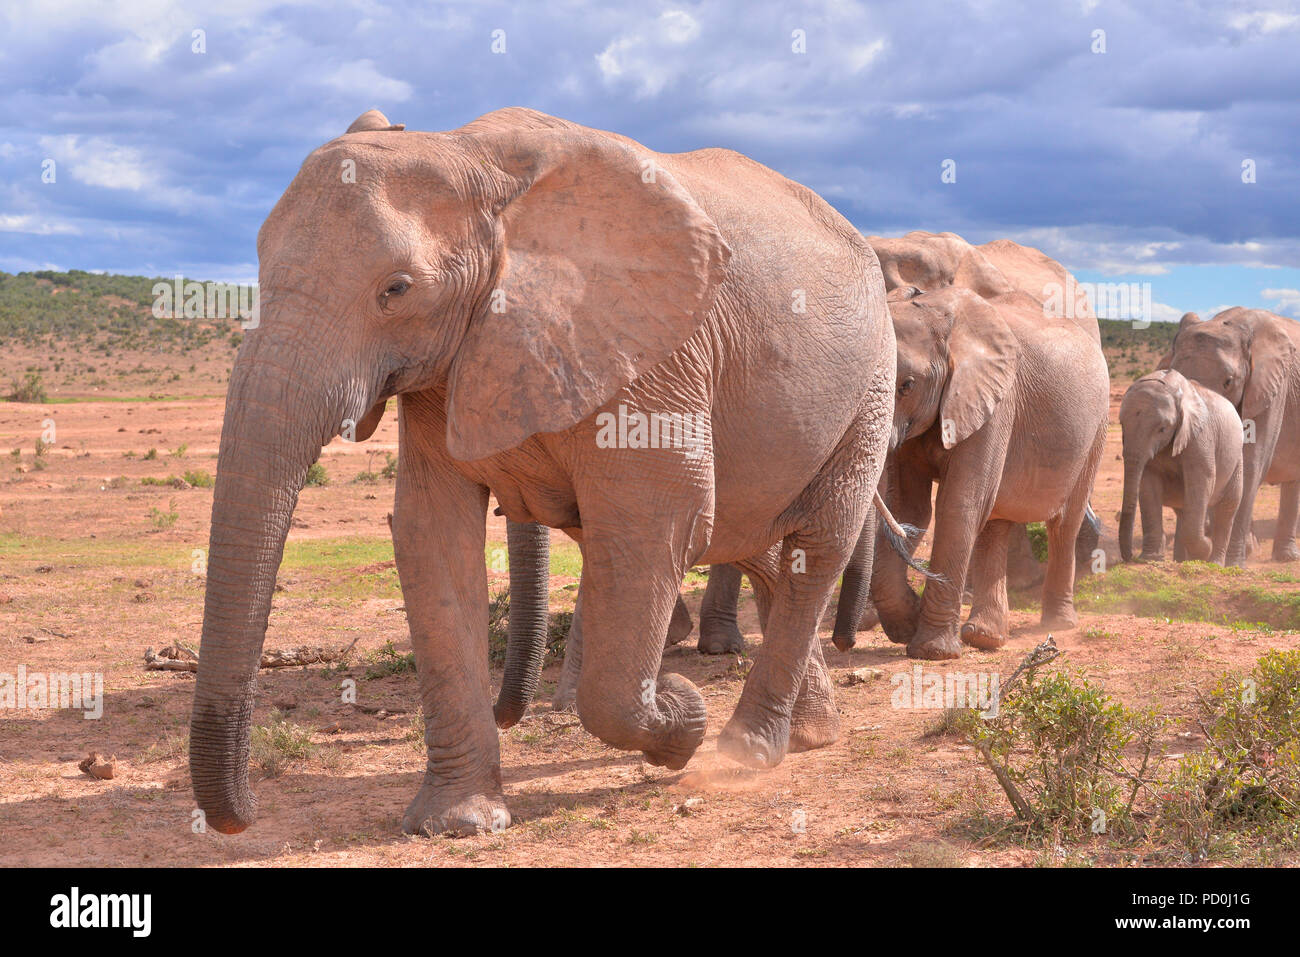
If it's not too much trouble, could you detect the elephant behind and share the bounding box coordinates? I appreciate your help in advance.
[1162,308,1300,565]
[1118,369,1244,564]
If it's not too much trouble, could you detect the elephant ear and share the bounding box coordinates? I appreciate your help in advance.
[938,292,1020,449]
[445,131,730,461]
[1242,313,1297,421]
[1171,377,1206,457]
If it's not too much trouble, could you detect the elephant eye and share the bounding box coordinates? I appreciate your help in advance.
[1224,376,1234,390]
[381,277,411,300]
[898,377,916,396]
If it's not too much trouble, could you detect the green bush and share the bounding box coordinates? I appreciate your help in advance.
[305,462,328,486]
[1157,650,1300,860]
[250,709,316,777]
[6,372,47,403]
[970,667,1164,839]
[182,469,213,488]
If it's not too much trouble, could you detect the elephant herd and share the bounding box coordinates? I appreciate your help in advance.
[189,108,1300,839]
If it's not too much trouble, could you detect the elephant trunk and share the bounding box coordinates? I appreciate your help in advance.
[831,511,876,651]
[494,520,551,729]
[1119,454,1145,562]
[190,322,361,834]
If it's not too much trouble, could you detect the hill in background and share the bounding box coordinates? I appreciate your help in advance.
[2,269,1180,402]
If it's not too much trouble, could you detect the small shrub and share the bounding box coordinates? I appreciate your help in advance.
[250,709,316,777]
[1025,522,1049,563]
[381,453,398,479]
[182,469,213,488]
[363,640,416,679]
[305,462,328,486]
[170,442,188,458]
[970,667,1164,839]
[1157,650,1300,860]
[6,372,47,403]
[144,447,158,461]
[148,499,179,530]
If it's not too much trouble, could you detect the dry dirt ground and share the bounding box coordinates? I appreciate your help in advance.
[1,375,1297,867]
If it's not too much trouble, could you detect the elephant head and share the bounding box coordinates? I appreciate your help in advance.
[887,284,1020,449]
[190,107,729,833]
[1166,308,1297,419]
[1117,369,1206,561]
[869,231,1014,300]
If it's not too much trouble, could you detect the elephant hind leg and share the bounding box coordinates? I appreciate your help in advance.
[730,548,833,752]
[962,519,1012,650]
[721,492,872,768]
[1272,481,1300,562]
[696,563,746,654]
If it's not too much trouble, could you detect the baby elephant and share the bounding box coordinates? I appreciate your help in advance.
[1119,369,1244,564]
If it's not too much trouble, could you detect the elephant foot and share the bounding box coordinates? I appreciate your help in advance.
[1136,551,1163,563]
[717,720,789,770]
[879,613,918,646]
[665,596,694,646]
[1272,541,1300,563]
[907,627,962,661]
[960,618,1007,651]
[402,784,510,838]
[697,618,745,655]
[1040,604,1079,631]
[636,674,708,771]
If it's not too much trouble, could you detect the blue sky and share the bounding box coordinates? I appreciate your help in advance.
[2,0,1299,321]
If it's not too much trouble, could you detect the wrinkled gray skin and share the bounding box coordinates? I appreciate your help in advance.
[1118,369,1244,565]
[1163,308,1300,566]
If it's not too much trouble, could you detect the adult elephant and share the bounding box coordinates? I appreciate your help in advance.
[1162,309,1300,565]
[189,107,896,839]
[855,281,1109,659]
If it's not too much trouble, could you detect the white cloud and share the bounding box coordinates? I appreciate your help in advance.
[1229,11,1300,34]
[0,214,81,236]
[38,135,151,191]
[596,9,701,98]
[324,59,414,102]
[1262,287,1300,316]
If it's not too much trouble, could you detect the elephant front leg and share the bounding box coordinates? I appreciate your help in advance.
[1178,477,1215,561]
[392,454,508,837]
[1137,469,1166,561]
[961,519,1012,650]
[1272,481,1300,562]
[908,454,1000,660]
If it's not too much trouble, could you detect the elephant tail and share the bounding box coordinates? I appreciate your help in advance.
[1083,501,1101,536]
[873,488,946,583]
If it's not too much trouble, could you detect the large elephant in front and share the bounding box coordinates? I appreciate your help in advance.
[189,107,896,839]
[1162,308,1300,565]
[854,282,1109,659]
[1118,369,1243,564]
